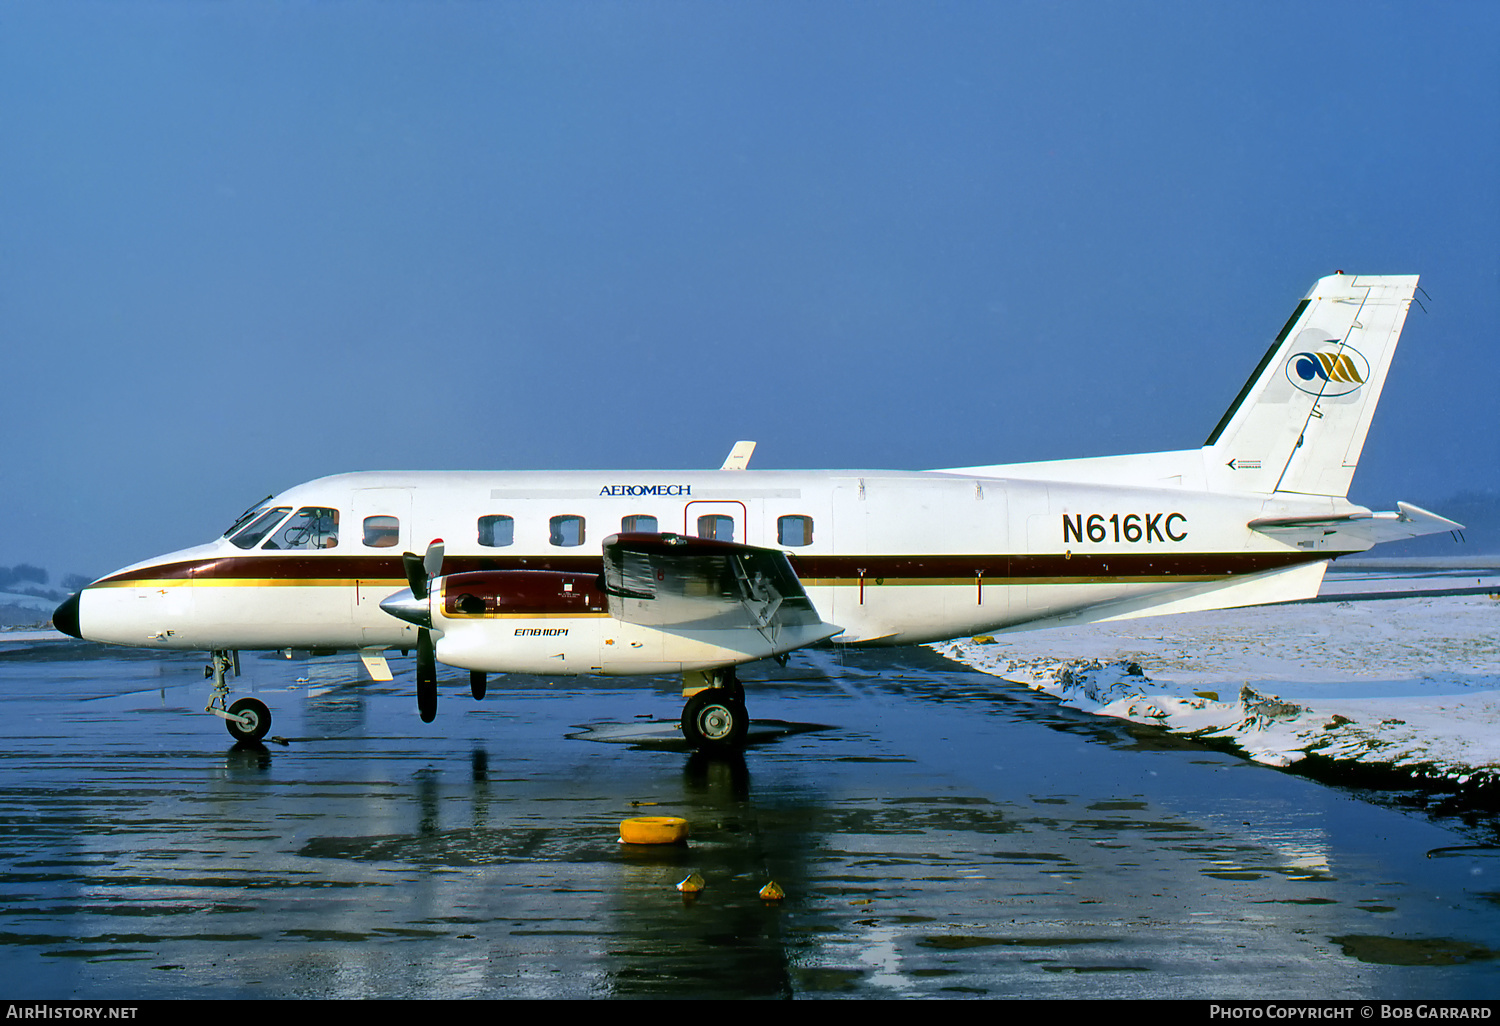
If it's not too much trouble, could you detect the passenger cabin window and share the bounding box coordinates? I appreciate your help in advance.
[478,515,514,547]
[262,507,339,550]
[621,514,657,533]
[363,515,400,548]
[778,515,814,547]
[549,515,585,547]
[228,507,291,549]
[696,514,734,542]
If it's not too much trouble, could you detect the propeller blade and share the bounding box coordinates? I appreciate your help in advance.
[423,538,445,581]
[403,539,447,722]
[416,628,437,723]
[402,551,429,601]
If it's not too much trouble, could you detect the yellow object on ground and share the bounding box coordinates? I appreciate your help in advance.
[618,816,690,845]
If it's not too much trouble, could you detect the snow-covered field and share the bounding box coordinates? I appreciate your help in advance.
[934,583,1500,786]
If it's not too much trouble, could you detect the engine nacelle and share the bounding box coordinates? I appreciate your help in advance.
[380,532,845,676]
[399,569,837,675]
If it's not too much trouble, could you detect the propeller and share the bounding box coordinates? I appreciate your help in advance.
[398,539,443,722]
[382,538,487,713]
[402,538,445,600]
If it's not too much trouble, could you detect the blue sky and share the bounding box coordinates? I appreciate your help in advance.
[3,1,1497,579]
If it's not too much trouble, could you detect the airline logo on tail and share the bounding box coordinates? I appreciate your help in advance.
[1285,344,1368,397]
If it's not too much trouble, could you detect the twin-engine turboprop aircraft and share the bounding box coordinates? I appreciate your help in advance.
[53,273,1460,750]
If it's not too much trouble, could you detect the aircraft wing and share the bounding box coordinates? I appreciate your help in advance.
[1249,502,1463,549]
[601,533,838,640]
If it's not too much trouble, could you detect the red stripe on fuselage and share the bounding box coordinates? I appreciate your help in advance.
[94,550,1338,587]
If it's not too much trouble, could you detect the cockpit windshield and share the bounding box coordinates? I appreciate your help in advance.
[222,495,274,539]
[227,507,292,549]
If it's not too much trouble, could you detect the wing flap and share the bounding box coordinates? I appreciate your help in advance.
[601,532,834,635]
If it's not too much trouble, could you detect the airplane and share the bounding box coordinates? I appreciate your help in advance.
[52,272,1461,751]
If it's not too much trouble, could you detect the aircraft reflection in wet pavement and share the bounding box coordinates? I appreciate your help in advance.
[54,273,1459,751]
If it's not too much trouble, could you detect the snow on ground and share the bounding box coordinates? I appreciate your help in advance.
[933,590,1500,785]
[0,591,59,613]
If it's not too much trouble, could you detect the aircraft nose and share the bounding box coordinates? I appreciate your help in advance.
[379,588,431,629]
[53,592,83,639]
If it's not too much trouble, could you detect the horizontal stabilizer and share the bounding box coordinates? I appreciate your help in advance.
[1249,501,1463,549]
[601,533,836,639]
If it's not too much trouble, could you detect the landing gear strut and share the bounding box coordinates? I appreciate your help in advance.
[204,650,272,743]
[680,668,748,752]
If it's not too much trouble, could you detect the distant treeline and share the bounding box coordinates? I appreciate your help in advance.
[0,565,92,595]
[0,564,48,589]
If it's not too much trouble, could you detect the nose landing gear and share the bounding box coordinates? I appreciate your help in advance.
[205,650,278,744]
[226,697,271,742]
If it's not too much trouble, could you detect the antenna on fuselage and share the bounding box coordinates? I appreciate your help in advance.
[720,441,756,471]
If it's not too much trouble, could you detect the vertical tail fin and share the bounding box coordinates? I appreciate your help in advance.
[1203,273,1419,497]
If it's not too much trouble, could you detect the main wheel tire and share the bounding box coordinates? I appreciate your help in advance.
[470,670,487,701]
[681,690,748,752]
[226,697,271,743]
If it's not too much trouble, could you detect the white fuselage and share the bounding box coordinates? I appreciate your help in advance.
[59,273,1439,682]
[72,461,1355,666]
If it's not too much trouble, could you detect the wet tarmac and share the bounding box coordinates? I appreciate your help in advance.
[2,639,1499,999]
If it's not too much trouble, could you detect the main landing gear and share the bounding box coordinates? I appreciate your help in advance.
[680,668,749,752]
[205,649,271,743]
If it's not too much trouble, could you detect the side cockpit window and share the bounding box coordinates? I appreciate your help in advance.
[262,507,339,550]
[227,507,292,550]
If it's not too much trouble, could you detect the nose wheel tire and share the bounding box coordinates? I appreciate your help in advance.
[226,697,271,743]
[680,690,748,752]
